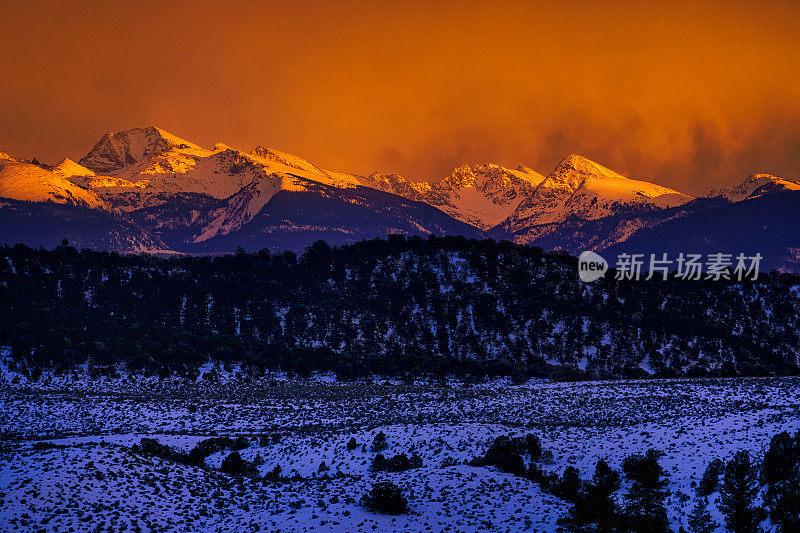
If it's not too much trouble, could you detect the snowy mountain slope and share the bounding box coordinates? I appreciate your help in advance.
[249,146,327,176]
[76,128,250,209]
[0,160,107,209]
[182,183,486,252]
[361,171,433,200]
[190,174,288,242]
[73,126,483,245]
[187,161,540,247]
[0,150,22,162]
[363,163,545,230]
[0,197,170,252]
[71,128,693,240]
[52,158,95,178]
[73,127,367,213]
[490,196,726,254]
[78,126,209,174]
[425,164,546,230]
[707,173,800,202]
[499,155,693,234]
[133,150,362,242]
[248,146,364,189]
[126,193,220,249]
[5,125,798,261]
[603,191,800,272]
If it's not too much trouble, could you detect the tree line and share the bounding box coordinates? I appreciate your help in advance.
[0,236,798,380]
[463,430,800,532]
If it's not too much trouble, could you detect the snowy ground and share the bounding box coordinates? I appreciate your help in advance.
[1,374,799,532]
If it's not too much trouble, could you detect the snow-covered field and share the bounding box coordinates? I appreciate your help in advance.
[1,375,798,532]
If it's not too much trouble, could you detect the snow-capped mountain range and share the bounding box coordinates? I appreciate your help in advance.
[363,163,546,230]
[1,126,798,269]
[706,173,800,203]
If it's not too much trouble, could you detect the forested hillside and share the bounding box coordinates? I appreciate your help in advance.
[1,236,798,381]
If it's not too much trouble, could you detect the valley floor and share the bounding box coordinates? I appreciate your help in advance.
[1,375,799,532]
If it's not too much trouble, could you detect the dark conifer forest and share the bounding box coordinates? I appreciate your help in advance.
[1,236,798,380]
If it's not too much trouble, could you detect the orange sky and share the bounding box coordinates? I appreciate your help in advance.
[1,0,799,194]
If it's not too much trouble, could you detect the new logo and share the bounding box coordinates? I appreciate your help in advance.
[578,251,608,282]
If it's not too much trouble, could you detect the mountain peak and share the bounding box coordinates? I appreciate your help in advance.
[0,150,20,162]
[440,162,544,189]
[141,126,200,148]
[500,154,692,231]
[411,163,544,230]
[708,173,800,203]
[53,158,95,177]
[361,171,431,200]
[734,173,786,186]
[440,164,488,188]
[212,142,234,152]
[0,158,106,208]
[79,126,202,174]
[249,146,327,175]
[552,154,623,179]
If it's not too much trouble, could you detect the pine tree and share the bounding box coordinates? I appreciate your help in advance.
[622,449,670,533]
[371,431,388,452]
[687,497,717,533]
[556,466,583,503]
[762,431,800,532]
[558,459,621,533]
[697,458,723,496]
[718,450,761,533]
[765,467,800,533]
[587,459,622,533]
